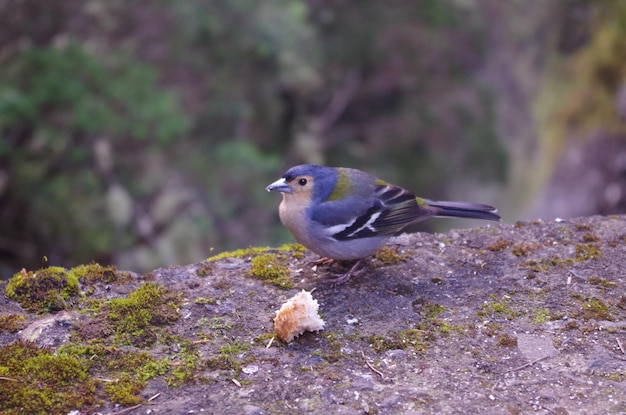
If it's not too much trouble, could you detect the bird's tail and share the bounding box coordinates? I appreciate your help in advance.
[424,199,501,222]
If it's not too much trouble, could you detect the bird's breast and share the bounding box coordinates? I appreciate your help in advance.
[278,195,389,260]
[278,195,313,243]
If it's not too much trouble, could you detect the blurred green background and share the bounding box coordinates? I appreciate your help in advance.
[2,0,626,277]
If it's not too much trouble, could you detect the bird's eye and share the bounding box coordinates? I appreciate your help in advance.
[298,178,307,186]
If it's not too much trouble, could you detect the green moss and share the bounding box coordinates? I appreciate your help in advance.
[203,341,250,380]
[69,262,129,285]
[410,299,456,337]
[206,243,306,263]
[196,261,215,277]
[5,267,79,312]
[575,243,603,261]
[577,297,614,321]
[434,320,457,335]
[369,329,428,354]
[204,244,307,289]
[582,233,600,243]
[483,322,500,337]
[413,298,445,319]
[205,354,240,372]
[56,344,169,405]
[603,372,626,382]
[100,282,181,347]
[103,373,145,406]
[520,256,574,273]
[0,341,99,414]
[0,278,204,410]
[218,341,250,356]
[397,329,429,352]
[369,334,400,353]
[137,358,170,381]
[491,302,512,315]
[204,317,233,331]
[423,303,445,319]
[487,239,511,252]
[478,296,519,320]
[532,308,551,324]
[206,246,271,262]
[212,278,233,290]
[0,314,28,333]
[517,241,604,274]
[60,344,168,382]
[280,243,307,259]
[249,253,293,289]
[588,276,618,289]
[321,332,344,363]
[167,340,199,387]
[510,242,540,257]
[0,340,176,410]
[253,332,276,346]
[373,246,406,265]
[194,296,217,305]
[498,333,518,347]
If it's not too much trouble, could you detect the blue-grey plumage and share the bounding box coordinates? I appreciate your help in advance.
[267,164,500,281]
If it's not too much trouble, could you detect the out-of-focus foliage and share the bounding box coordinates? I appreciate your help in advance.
[531,1,626,178]
[0,45,188,142]
[0,1,193,274]
[0,0,622,276]
[309,0,508,184]
[556,2,626,136]
[525,0,626,219]
[0,42,191,269]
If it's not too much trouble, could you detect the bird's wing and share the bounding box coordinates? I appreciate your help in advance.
[312,184,436,241]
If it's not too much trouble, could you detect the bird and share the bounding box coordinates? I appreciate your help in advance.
[266,164,501,284]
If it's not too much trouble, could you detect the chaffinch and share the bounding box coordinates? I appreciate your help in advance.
[267,164,500,283]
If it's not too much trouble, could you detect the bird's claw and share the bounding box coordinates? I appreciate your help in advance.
[311,257,336,267]
[320,259,366,286]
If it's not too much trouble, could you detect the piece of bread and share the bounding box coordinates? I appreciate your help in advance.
[274,290,325,342]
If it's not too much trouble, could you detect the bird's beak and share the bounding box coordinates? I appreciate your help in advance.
[266,178,292,193]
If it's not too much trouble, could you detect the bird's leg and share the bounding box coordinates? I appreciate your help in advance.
[324,258,366,285]
[311,257,367,285]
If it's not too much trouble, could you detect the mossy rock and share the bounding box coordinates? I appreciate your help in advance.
[5,267,79,312]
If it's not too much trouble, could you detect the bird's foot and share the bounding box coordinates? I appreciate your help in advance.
[322,259,366,286]
[311,257,336,267]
